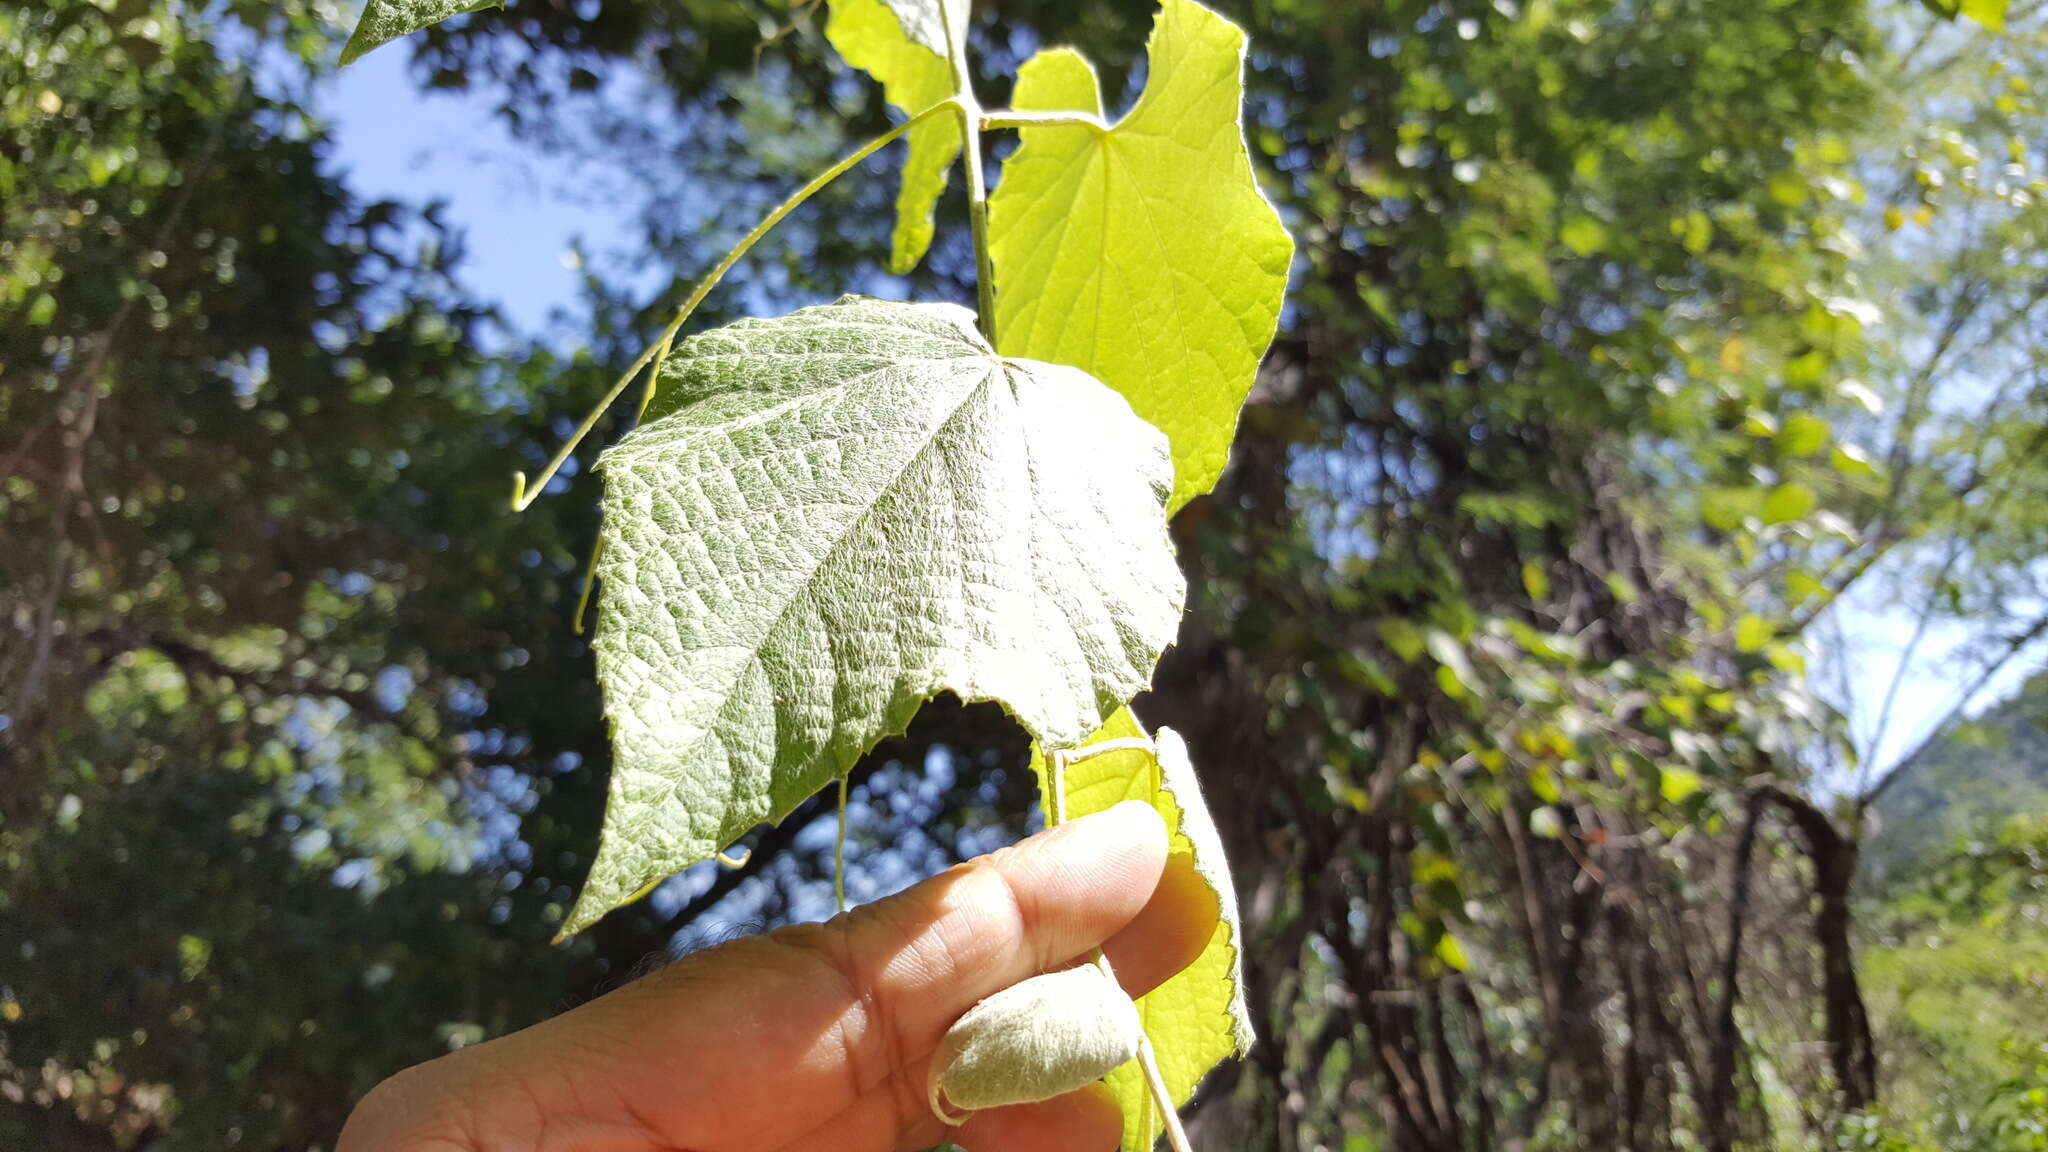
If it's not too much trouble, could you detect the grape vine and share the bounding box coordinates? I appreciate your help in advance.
[342,0,1292,1145]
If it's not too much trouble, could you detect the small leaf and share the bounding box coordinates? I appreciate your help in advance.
[1843,377,1884,412]
[1530,806,1564,839]
[565,297,1184,936]
[1719,335,1745,374]
[1959,0,2008,29]
[988,0,1294,512]
[1560,216,1606,255]
[1735,614,1772,654]
[1434,932,1471,972]
[1659,766,1703,804]
[1786,569,1827,607]
[1701,485,1760,532]
[1830,443,1878,477]
[928,965,1141,1118]
[1783,349,1828,389]
[1775,413,1830,457]
[340,0,501,65]
[1763,481,1817,524]
[1605,572,1640,605]
[1674,210,1712,254]
[1426,631,1476,696]
[1031,713,1252,1150]
[1377,618,1427,663]
[825,0,965,272]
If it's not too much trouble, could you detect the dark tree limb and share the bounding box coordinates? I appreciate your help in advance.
[1710,783,1878,1152]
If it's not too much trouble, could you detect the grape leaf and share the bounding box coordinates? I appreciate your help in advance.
[562,297,1184,936]
[1959,0,2009,29]
[987,0,1294,512]
[1032,710,1253,1149]
[340,0,501,65]
[825,0,966,273]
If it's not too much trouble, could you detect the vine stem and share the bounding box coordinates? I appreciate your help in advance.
[835,772,850,914]
[1133,1032,1195,1152]
[1045,736,1193,1152]
[510,94,1090,516]
[979,110,1108,132]
[508,99,960,512]
[940,0,995,343]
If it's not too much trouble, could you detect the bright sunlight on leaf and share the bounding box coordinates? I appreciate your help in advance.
[988,0,1294,513]
[825,0,966,274]
[1033,711,1253,1149]
[563,297,1184,936]
[340,0,501,65]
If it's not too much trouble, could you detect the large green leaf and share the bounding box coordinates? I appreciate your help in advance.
[1918,0,2009,30]
[1032,709,1253,1149]
[339,0,501,65]
[825,0,966,274]
[987,0,1294,512]
[563,297,1184,936]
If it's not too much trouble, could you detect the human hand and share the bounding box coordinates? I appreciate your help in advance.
[337,800,1216,1152]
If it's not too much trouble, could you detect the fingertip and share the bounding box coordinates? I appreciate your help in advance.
[948,1082,1123,1152]
[1103,797,1170,852]
[1102,849,1219,998]
[1048,799,1168,872]
[1008,799,1170,920]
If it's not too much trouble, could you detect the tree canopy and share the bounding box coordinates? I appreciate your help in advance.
[4,0,2046,1148]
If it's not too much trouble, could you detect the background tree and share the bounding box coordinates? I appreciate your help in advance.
[4,0,2046,1148]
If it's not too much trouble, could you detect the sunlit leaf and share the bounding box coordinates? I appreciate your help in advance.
[1031,712,1253,1151]
[1659,766,1703,804]
[1776,413,1831,457]
[1763,481,1817,524]
[565,297,1183,935]
[825,0,965,272]
[988,0,1294,512]
[1735,614,1772,654]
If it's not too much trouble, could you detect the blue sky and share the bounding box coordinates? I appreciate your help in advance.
[321,46,634,333]
[315,42,2035,786]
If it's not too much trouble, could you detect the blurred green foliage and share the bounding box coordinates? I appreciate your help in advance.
[4,0,2048,1148]
[1858,809,2048,1150]
[0,0,605,1142]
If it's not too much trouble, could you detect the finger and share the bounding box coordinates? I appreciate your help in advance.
[538,800,1171,1151]
[819,798,1171,1057]
[770,1080,1123,1152]
[1099,848,1219,999]
[785,798,1171,1135]
[947,1082,1123,1152]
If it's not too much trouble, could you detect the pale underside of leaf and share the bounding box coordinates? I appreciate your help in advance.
[340,0,501,65]
[929,964,1142,1116]
[563,297,1183,936]
[867,0,967,58]
[987,0,1295,513]
[825,0,965,273]
[1032,709,1253,1150]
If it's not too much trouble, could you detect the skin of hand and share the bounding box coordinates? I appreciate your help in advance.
[337,800,1218,1152]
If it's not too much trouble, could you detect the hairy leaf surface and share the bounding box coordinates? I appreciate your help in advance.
[928,965,1141,1116]
[565,297,1183,935]
[825,0,965,273]
[340,0,501,64]
[988,0,1294,512]
[1032,711,1253,1148]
